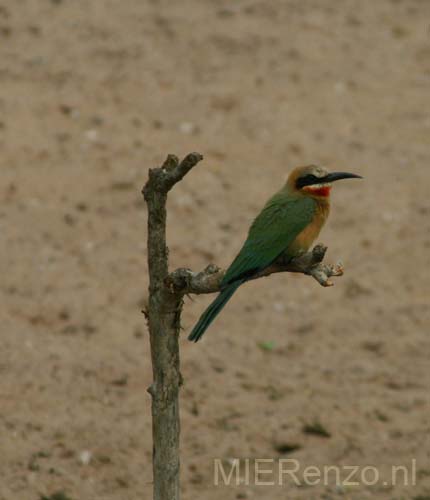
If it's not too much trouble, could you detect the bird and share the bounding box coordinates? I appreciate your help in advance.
[188,165,362,342]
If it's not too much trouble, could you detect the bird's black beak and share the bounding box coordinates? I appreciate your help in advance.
[322,172,363,183]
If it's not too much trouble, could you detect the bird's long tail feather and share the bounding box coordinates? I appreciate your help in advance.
[188,281,242,342]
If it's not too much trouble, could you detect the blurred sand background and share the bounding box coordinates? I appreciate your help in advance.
[1,0,429,499]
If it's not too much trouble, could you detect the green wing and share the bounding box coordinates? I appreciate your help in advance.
[221,193,316,286]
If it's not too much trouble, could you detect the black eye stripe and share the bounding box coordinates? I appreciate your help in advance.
[296,174,320,189]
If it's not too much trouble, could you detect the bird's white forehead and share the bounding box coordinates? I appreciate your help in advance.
[305,165,328,177]
[315,166,328,177]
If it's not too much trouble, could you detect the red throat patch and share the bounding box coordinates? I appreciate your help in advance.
[306,185,331,197]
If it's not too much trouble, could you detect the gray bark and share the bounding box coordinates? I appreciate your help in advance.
[143,153,203,500]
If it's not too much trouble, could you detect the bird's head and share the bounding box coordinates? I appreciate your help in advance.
[287,165,362,198]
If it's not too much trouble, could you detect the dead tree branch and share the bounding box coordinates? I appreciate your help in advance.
[143,152,203,500]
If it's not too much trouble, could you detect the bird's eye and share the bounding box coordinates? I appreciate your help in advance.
[296,174,319,189]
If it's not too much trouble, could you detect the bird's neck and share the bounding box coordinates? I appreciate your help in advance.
[293,186,331,218]
[287,191,330,256]
[310,192,331,215]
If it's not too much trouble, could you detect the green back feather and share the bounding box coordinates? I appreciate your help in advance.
[221,192,316,286]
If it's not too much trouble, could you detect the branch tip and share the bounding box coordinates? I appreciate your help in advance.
[161,154,179,172]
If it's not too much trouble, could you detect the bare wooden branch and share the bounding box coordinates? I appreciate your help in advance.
[143,152,204,197]
[143,152,203,500]
[166,244,344,295]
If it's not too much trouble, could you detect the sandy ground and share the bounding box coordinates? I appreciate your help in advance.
[1,0,430,499]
